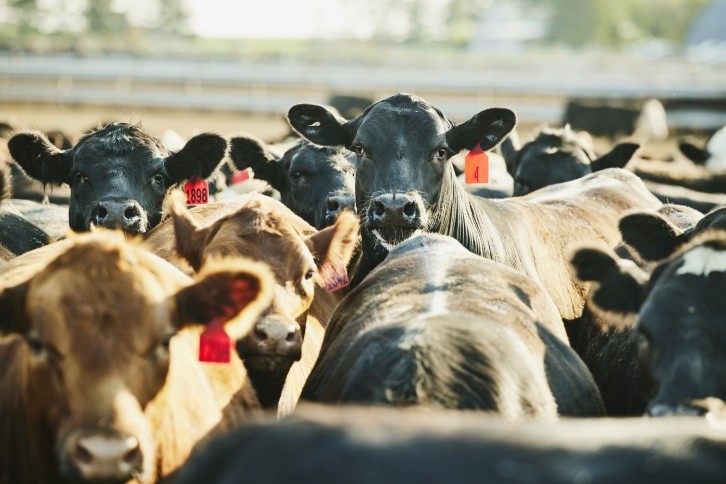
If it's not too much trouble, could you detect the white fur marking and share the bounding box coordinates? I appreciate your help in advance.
[372,229,422,251]
[426,253,449,316]
[676,246,726,277]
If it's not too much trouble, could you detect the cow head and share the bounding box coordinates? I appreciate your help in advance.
[502,125,639,196]
[168,193,359,404]
[571,232,726,418]
[8,123,227,234]
[287,93,515,261]
[230,135,356,229]
[0,231,272,483]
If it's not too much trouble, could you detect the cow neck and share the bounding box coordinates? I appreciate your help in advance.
[431,164,522,268]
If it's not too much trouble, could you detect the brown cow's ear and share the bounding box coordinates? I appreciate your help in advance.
[287,104,350,146]
[446,108,517,152]
[8,131,72,186]
[174,258,273,340]
[168,192,215,271]
[0,282,30,335]
[571,246,649,330]
[305,211,359,287]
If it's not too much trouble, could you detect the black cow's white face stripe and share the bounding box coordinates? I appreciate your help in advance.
[676,246,726,277]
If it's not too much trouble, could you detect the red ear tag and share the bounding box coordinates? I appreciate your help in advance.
[199,318,232,363]
[465,144,489,184]
[324,264,350,293]
[184,176,209,205]
[232,167,253,184]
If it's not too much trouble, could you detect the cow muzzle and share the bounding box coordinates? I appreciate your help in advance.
[366,192,426,248]
[236,315,303,365]
[90,199,148,234]
[321,194,356,228]
[60,428,145,483]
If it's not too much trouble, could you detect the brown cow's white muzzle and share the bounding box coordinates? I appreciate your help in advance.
[62,429,144,483]
[237,316,303,361]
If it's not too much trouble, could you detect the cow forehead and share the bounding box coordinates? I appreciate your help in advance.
[358,103,449,143]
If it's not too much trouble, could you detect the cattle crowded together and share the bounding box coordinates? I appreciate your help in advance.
[1,93,725,483]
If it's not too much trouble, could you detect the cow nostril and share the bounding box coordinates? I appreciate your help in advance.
[327,199,340,212]
[372,200,385,218]
[124,206,139,220]
[403,202,417,218]
[254,327,268,342]
[122,445,141,464]
[286,331,297,343]
[95,205,108,220]
[74,441,93,464]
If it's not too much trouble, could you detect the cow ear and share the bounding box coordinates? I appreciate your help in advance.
[446,108,517,152]
[571,247,648,330]
[304,210,359,287]
[287,104,350,146]
[499,129,521,176]
[174,258,273,340]
[590,142,640,172]
[165,133,228,184]
[619,212,683,262]
[678,141,709,165]
[0,281,30,335]
[8,131,72,186]
[168,192,217,271]
[229,135,288,192]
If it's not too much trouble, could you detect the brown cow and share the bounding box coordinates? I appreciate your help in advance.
[0,230,273,483]
[144,193,359,414]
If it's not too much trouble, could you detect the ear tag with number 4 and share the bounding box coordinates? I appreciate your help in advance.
[465,144,489,184]
[184,176,209,205]
[199,318,232,364]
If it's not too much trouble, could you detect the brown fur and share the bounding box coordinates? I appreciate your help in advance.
[0,230,272,483]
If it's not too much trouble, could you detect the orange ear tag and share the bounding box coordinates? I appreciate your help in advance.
[232,167,253,184]
[465,144,489,184]
[184,176,209,205]
[324,264,350,293]
[199,318,232,363]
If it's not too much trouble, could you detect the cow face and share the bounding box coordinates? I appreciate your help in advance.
[230,136,356,229]
[0,231,271,482]
[287,93,515,259]
[8,123,227,234]
[504,127,639,196]
[571,233,726,418]
[170,194,359,383]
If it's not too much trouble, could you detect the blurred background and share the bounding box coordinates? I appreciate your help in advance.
[0,0,724,143]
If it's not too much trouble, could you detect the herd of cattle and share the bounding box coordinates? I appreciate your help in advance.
[1,93,726,483]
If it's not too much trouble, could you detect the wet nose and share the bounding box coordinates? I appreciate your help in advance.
[65,430,142,482]
[237,316,302,360]
[324,194,356,225]
[91,200,143,231]
[368,193,420,226]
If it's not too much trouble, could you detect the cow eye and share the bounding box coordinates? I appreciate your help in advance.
[436,148,449,159]
[160,333,174,349]
[304,270,315,280]
[152,173,165,186]
[352,144,365,156]
[24,334,45,354]
[72,172,88,185]
[291,172,305,183]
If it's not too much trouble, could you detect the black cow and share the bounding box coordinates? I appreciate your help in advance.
[301,234,604,418]
[0,160,50,263]
[175,404,726,484]
[287,93,662,322]
[572,229,726,417]
[679,126,726,170]
[501,125,641,196]
[629,157,726,194]
[229,135,356,229]
[7,122,227,234]
[562,98,668,141]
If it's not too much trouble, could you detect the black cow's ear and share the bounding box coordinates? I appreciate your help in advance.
[229,135,287,191]
[620,212,683,261]
[8,131,72,186]
[571,246,648,329]
[287,104,349,146]
[0,281,30,335]
[591,143,640,172]
[174,258,273,340]
[678,141,709,165]
[446,108,517,152]
[165,133,228,184]
[499,128,521,176]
